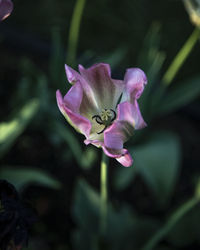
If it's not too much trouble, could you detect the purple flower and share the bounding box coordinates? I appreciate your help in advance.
[0,0,13,21]
[56,63,147,167]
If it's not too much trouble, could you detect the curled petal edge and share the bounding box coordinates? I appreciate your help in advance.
[123,68,147,103]
[56,90,92,137]
[84,139,133,167]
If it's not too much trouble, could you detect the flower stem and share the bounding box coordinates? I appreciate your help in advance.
[66,0,86,66]
[142,196,200,250]
[162,27,200,86]
[100,152,109,236]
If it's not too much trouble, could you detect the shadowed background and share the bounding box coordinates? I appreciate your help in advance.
[0,0,200,249]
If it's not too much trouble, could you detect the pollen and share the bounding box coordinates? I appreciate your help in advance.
[100,109,112,121]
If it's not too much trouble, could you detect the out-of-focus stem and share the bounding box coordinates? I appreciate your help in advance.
[162,27,200,86]
[66,0,86,66]
[100,152,109,236]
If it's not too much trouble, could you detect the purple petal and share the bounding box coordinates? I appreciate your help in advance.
[117,101,146,130]
[104,101,146,151]
[65,64,83,84]
[102,101,146,167]
[0,0,13,21]
[56,89,91,137]
[79,63,124,110]
[116,151,133,167]
[102,146,133,167]
[65,64,99,116]
[63,81,83,113]
[84,139,103,147]
[122,68,147,103]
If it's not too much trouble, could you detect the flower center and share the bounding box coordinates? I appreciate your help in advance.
[92,109,116,134]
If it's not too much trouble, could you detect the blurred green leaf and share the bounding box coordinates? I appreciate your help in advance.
[142,197,199,250]
[166,205,200,247]
[157,75,200,115]
[0,167,61,190]
[54,121,97,169]
[134,132,181,205]
[113,164,136,190]
[72,178,160,250]
[72,179,100,230]
[114,132,181,205]
[0,99,40,158]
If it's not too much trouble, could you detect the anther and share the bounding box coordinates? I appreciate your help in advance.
[92,109,117,134]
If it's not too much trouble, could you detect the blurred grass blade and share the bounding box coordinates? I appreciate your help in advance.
[157,75,200,115]
[139,22,165,83]
[0,99,40,158]
[0,167,61,190]
[138,22,166,118]
[142,196,200,250]
[67,0,87,66]
[162,27,200,86]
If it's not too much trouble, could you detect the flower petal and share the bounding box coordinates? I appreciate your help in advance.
[115,151,133,167]
[117,101,146,130]
[0,0,13,21]
[84,139,133,167]
[102,101,146,167]
[102,146,133,167]
[79,63,124,110]
[63,80,83,113]
[122,68,147,103]
[56,89,91,137]
[104,100,146,150]
[65,64,99,116]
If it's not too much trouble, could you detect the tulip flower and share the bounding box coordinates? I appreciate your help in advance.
[0,0,13,21]
[56,63,147,167]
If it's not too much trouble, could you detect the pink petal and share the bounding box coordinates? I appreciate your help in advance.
[78,63,124,110]
[56,90,91,137]
[123,68,147,103]
[65,64,99,115]
[0,0,13,21]
[102,101,146,167]
[102,146,133,167]
[63,81,82,113]
[115,151,133,167]
[117,101,146,130]
[65,64,83,84]
[104,101,146,151]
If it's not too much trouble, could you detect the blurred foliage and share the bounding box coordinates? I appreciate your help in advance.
[113,131,180,206]
[0,0,200,249]
[0,166,61,190]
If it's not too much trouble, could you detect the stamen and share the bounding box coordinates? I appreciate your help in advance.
[97,126,107,134]
[110,109,116,121]
[92,115,103,125]
[92,109,117,134]
[100,109,112,121]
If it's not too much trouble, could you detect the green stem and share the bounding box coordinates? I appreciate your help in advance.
[66,0,86,66]
[142,197,200,250]
[100,152,109,236]
[162,27,200,86]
